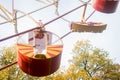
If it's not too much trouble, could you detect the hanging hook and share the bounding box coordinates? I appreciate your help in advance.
[38,20,46,33]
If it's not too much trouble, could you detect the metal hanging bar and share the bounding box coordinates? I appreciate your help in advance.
[85,10,96,22]
[0,61,17,71]
[12,0,14,16]
[80,0,91,22]
[55,0,71,23]
[11,0,19,34]
[81,3,87,22]
[13,11,18,34]
[52,31,72,44]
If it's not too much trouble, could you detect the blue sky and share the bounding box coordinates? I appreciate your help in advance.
[0,0,120,67]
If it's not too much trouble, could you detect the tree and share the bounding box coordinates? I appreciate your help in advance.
[0,46,24,80]
[0,46,40,80]
[42,40,120,80]
[0,41,120,80]
[68,40,120,80]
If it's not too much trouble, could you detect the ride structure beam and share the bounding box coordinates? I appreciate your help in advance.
[0,3,86,42]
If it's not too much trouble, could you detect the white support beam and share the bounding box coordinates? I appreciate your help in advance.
[0,4,13,20]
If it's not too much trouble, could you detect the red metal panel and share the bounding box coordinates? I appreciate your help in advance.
[17,44,63,77]
[18,48,62,76]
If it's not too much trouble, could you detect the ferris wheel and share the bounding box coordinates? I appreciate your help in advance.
[0,0,119,77]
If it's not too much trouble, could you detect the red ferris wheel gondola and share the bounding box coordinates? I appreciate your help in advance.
[17,29,63,77]
[92,0,119,13]
[71,22,107,33]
